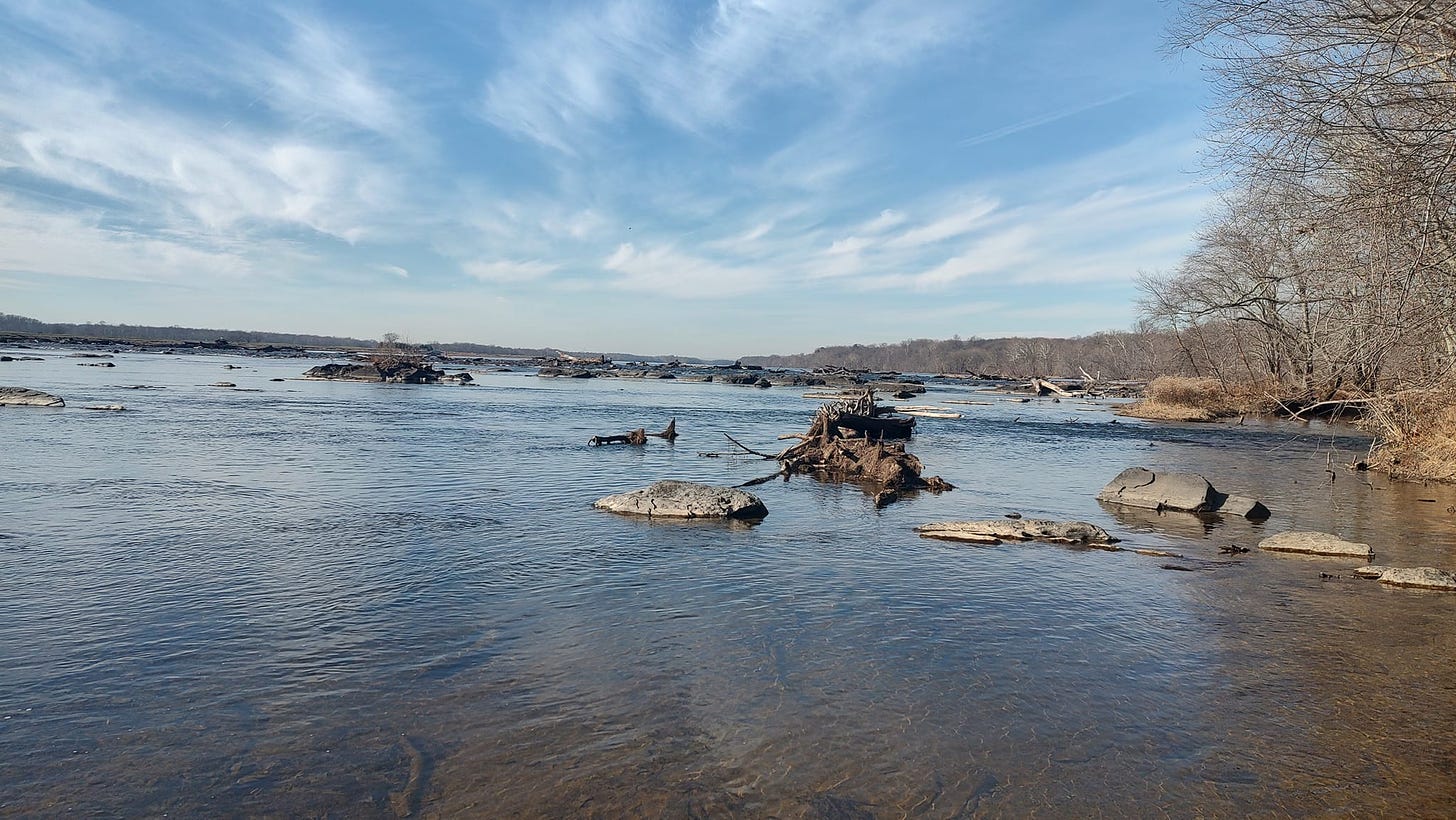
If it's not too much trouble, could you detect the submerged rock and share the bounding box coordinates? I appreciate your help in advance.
[593,481,768,520]
[916,519,1118,546]
[0,387,64,407]
[1096,466,1270,519]
[1259,531,1373,559]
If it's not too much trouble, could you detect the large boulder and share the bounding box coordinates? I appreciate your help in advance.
[1096,467,1270,519]
[1259,531,1373,559]
[917,519,1117,546]
[0,387,64,407]
[593,481,768,520]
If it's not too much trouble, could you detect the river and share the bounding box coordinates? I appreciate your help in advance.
[3,349,1454,817]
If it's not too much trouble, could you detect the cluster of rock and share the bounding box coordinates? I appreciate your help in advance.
[304,362,473,384]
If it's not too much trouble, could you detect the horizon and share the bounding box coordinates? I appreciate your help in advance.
[0,1,1211,358]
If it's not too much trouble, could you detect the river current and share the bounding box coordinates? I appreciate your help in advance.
[3,350,1454,817]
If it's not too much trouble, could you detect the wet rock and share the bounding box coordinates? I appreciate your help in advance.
[82,404,126,411]
[593,480,768,520]
[211,382,237,388]
[1096,466,1270,519]
[1353,565,1392,578]
[79,362,116,367]
[0,387,64,407]
[1376,566,1456,591]
[1258,531,1373,559]
[916,519,1118,546]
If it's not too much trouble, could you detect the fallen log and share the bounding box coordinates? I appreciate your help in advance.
[589,419,678,446]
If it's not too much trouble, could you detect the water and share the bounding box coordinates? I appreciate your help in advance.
[3,351,1455,816]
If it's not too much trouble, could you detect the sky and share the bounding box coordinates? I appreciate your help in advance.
[0,0,1212,358]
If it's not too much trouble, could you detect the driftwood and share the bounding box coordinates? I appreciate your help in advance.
[1030,377,1078,398]
[589,419,678,446]
[773,390,952,507]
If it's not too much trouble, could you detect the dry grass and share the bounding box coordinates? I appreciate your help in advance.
[1367,389,1456,482]
[1116,376,1242,422]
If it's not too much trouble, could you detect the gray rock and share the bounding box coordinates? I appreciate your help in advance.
[0,387,64,407]
[916,519,1118,545]
[1097,466,1269,519]
[1377,567,1456,591]
[1258,531,1373,559]
[593,480,768,520]
[82,404,126,411]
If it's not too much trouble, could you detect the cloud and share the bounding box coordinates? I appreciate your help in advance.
[378,264,410,279]
[480,0,977,151]
[603,242,770,296]
[0,194,270,284]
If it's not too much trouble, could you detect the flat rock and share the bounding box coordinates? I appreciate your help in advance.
[0,387,64,407]
[1097,466,1216,512]
[1377,567,1456,591]
[1259,531,1373,559]
[1352,565,1392,578]
[82,404,126,411]
[1097,466,1269,519]
[916,519,1118,545]
[593,480,767,520]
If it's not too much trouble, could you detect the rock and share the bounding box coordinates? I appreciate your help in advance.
[1377,567,1456,591]
[82,404,126,411]
[0,387,64,407]
[593,481,768,520]
[305,362,447,384]
[1258,531,1373,559]
[79,361,116,367]
[1353,565,1392,578]
[1096,466,1270,519]
[211,382,237,388]
[916,519,1118,545]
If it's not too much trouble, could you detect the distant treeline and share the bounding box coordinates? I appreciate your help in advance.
[0,314,717,362]
[0,313,380,348]
[742,328,1188,380]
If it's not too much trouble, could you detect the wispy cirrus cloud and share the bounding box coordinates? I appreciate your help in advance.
[481,0,979,151]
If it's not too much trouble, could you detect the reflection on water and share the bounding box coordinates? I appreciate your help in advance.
[2,350,1455,816]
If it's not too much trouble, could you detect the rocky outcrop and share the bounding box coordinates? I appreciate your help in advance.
[916,519,1118,546]
[593,481,768,520]
[0,387,64,407]
[305,362,449,384]
[1096,467,1270,519]
[1259,531,1373,559]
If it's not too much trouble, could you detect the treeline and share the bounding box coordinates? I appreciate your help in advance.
[0,313,716,362]
[1140,0,1456,478]
[743,328,1187,380]
[0,313,375,348]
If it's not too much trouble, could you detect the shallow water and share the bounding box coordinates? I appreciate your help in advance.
[3,350,1455,817]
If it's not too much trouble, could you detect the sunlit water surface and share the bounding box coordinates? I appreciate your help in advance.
[3,351,1455,817]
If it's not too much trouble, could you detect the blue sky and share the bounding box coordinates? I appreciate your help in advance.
[0,0,1210,357]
